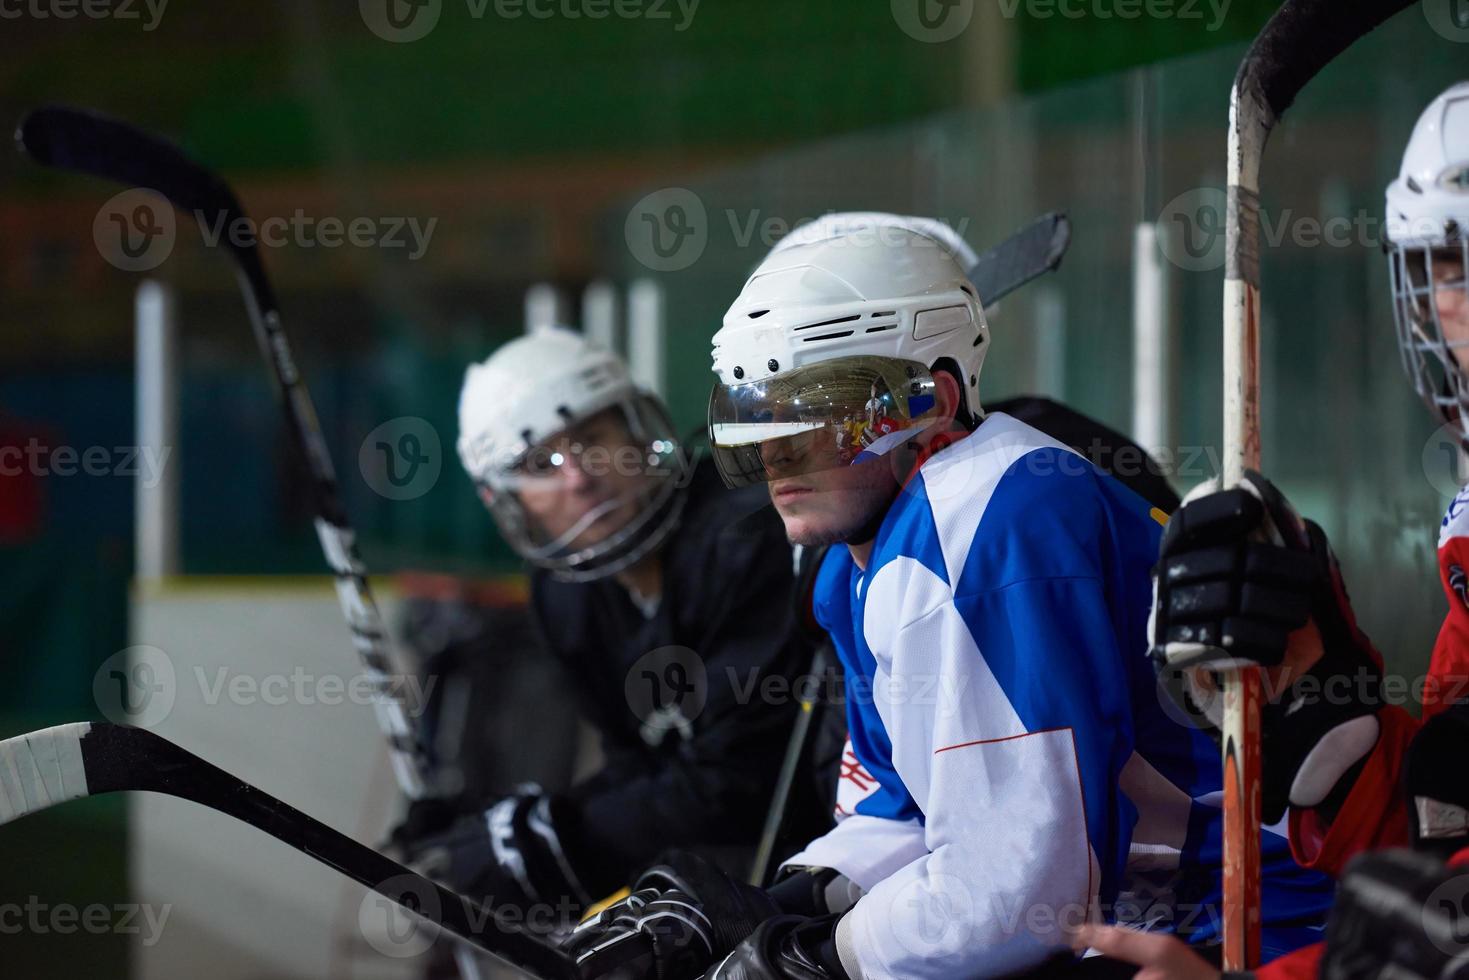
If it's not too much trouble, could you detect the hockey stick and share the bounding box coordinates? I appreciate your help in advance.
[0,722,582,980]
[15,103,473,978]
[1220,1,1412,968]
[14,106,429,798]
[968,210,1071,310]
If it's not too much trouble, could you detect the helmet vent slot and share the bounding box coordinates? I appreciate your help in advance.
[747,309,771,319]
[871,311,895,317]
[793,314,861,332]
[865,324,897,334]
[800,330,856,343]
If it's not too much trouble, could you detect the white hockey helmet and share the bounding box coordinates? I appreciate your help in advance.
[707,212,988,488]
[1385,82,1469,442]
[457,326,686,581]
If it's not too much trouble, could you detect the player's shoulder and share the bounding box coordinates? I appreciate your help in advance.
[1440,484,1469,549]
[871,414,1105,589]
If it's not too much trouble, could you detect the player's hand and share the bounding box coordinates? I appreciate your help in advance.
[1149,469,1385,822]
[384,794,467,859]
[409,786,590,930]
[702,915,849,980]
[1073,924,1220,980]
[565,851,779,980]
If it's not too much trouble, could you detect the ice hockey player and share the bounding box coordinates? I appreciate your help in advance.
[565,212,1334,979]
[1075,82,1469,980]
[396,326,818,931]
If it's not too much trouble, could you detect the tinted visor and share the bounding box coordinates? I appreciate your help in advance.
[707,356,938,488]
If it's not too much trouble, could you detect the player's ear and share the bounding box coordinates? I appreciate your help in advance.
[932,368,964,426]
[477,486,496,508]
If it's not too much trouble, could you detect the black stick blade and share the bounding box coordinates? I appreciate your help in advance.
[15,105,276,310]
[1236,0,1415,128]
[18,105,241,218]
[969,211,1071,308]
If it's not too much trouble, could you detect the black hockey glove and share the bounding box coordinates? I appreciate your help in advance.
[384,794,468,858]
[564,851,780,980]
[410,786,591,930]
[1321,848,1469,980]
[702,915,850,980]
[1407,701,1469,860]
[1150,469,1384,822]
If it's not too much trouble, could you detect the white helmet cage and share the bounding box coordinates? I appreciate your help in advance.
[456,326,689,581]
[707,213,989,487]
[1385,82,1469,445]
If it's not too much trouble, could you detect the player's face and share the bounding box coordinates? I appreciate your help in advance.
[1432,253,1469,372]
[513,408,654,551]
[764,424,898,547]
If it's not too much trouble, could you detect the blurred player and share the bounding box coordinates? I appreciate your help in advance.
[397,326,815,931]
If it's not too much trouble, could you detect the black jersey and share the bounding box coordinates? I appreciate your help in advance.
[531,455,814,896]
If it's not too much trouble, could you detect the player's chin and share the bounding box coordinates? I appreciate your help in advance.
[774,497,859,548]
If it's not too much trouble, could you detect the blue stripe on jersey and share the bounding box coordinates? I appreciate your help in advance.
[814,548,925,825]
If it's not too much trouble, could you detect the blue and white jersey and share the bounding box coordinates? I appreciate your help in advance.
[783,413,1334,979]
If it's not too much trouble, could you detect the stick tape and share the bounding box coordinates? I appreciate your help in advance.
[0,722,92,825]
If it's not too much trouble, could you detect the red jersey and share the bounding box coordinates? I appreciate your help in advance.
[1425,485,1469,718]
[1258,491,1469,980]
